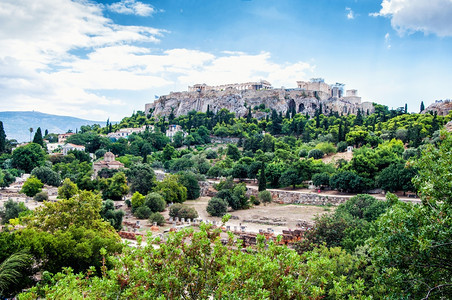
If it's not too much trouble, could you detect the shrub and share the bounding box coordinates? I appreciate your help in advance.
[250,195,260,205]
[169,203,198,220]
[205,149,218,159]
[307,149,324,159]
[258,190,272,204]
[144,192,166,212]
[337,141,347,152]
[149,212,165,226]
[298,149,309,158]
[124,199,131,207]
[131,191,145,213]
[315,142,336,155]
[31,166,61,186]
[21,176,43,197]
[206,197,228,217]
[312,172,330,187]
[34,191,49,202]
[134,206,152,219]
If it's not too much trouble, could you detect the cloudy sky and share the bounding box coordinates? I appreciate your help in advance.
[0,0,451,121]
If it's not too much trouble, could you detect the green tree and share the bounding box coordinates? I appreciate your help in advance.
[0,121,6,153]
[420,100,425,112]
[149,212,165,226]
[177,171,200,200]
[226,144,241,160]
[12,143,46,173]
[206,197,228,216]
[257,163,267,191]
[57,178,79,199]
[31,166,61,187]
[279,168,301,189]
[155,174,187,204]
[20,176,43,197]
[144,192,166,212]
[312,172,330,188]
[0,199,30,224]
[32,127,44,147]
[101,172,129,200]
[329,171,365,193]
[126,163,156,195]
[169,203,198,219]
[0,251,32,297]
[131,191,145,212]
[100,200,125,231]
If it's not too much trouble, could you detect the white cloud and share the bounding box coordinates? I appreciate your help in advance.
[346,7,355,20]
[371,0,452,37]
[385,32,391,48]
[107,0,155,17]
[0,0,314,120]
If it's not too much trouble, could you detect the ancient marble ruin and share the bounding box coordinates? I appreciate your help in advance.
[145,78,374,118]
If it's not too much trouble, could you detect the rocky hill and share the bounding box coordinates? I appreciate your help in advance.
[0,111,105,142]
[145,88,374,119]
[422,100,452,116]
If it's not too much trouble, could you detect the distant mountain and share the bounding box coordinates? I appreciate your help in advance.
[0,111,106,142]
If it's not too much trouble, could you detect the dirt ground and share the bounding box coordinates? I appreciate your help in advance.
[322,151,353,164]
[182,197,333,235]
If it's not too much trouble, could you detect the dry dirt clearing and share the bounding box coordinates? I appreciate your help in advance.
[182,197,333,235]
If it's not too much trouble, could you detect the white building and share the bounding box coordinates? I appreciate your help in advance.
[62,143,86,155]
[107,125,153,139]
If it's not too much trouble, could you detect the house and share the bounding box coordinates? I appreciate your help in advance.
[107,125,153,140]
[93,152,124,177]
[62,143,86,155]
[166,125,185,139]
[58,133,75,143]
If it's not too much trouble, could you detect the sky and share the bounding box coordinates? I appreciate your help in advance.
[0,0,451,121]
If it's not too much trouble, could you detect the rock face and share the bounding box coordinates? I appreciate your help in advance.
[422,100,452,116]
[145,88,374,118]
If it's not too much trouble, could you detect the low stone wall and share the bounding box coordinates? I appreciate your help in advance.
[201,179,349,206]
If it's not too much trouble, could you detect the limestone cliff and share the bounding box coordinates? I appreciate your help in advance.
[145,88,374,118]
[422,100,452,116]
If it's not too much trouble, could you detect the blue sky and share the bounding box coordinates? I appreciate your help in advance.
[0,0,451,120]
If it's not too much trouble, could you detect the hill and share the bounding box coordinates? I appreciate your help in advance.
[145,80,375,118]
[0,111,106,142]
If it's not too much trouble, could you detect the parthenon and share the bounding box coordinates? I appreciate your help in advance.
[188,80,272,92]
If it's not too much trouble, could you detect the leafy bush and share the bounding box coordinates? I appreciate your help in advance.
[258,190,272,204]
[31,166,61,186]
[149,212,165,226]
[315,142,336,155]
[250,195,260,205]
[34,191,49,202]
[134,206,152,219]
[131,191,145,212]
[298,149,308,157]
[307,149,324,159]
[206,197,228,217]
[20,176,43,197]
[169,203,198,220]
[205,149,218,159]
[329,171,365,193]
[312,172,330,187]
[336,141,347,152]
[144,192,166,212]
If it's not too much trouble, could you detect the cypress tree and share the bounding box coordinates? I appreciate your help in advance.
[420,101,425,113]
[33,127,44,147]
[44,129,48,136]
[247,106,252,123]
[0,121,6,153]
[404,103,408,114]
[258,163,267,192]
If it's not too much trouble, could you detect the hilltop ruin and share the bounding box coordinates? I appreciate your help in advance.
[145,78,375,118]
